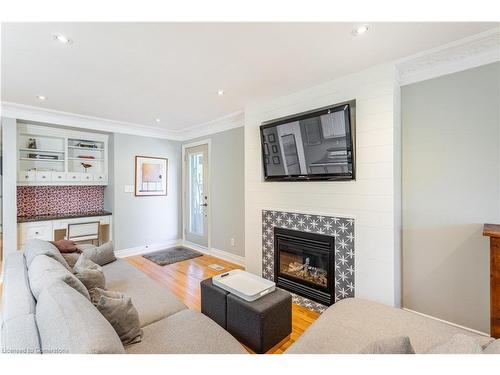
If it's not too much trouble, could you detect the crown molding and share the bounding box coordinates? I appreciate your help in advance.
[1,101,185,140]
[0,102,244,141]
[180,110,244,141]
[397,27,500,86]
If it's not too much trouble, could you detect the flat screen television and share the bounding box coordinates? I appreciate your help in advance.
[260,100,355,181]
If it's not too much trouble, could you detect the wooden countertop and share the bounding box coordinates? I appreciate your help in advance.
[484,223,500,238]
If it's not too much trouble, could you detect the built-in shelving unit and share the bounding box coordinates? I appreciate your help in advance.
[17,123,109,186]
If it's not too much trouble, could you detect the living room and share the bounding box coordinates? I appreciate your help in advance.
[1,1,500,373]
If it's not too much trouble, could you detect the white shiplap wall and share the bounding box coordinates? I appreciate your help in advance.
[244,63,402,306]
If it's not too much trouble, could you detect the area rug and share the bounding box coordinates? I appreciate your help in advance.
[142,246,203,266]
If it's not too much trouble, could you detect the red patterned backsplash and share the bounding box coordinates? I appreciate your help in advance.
[17,186,105,217]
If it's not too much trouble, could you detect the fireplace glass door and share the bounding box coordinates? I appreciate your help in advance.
[279,244,329,289]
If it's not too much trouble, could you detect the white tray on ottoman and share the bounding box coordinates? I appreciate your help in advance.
[212,269,276,302]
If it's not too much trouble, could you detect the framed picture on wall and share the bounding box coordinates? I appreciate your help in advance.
[135,156,168,196]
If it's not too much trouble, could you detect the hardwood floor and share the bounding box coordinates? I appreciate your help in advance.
[126,253,320,354]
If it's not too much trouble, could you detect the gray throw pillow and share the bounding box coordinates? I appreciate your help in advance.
[360,336,415,354]
[77,242,116,266]
[73,253,105,292]
[426,334,482,354]
[483,339,500,354]
[28,254,90,300]
[62,252,80,268]
[24,238,72,271]
[90,288,143,346]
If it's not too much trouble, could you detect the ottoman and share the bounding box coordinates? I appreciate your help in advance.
[200,277,230,329]
[226,289,292,353]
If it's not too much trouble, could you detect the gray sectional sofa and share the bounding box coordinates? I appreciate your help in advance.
[286,298,495,353]
[1,240,246,354]
[1,239,497,354]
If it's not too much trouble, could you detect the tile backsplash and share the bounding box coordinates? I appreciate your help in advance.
[17,186,105,217]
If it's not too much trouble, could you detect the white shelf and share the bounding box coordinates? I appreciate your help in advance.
[17,123,109,186]
[19,148,65,153]
[20,158,64,162]
[68,146,104,151]
[68,157,104,161]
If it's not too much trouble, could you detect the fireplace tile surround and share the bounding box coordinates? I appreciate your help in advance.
[262,209,355,313]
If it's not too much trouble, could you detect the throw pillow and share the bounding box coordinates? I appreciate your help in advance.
[62,252,80,268]
[51,239,78,253]
[90,288,143,346]
[426,334,482,354]
[73,253,105,292]
[483,339,500,354]
[28,254,90,300]
[359,336,415,354]
[77,242,116,266]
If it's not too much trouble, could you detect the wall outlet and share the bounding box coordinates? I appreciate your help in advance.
[230,238,235,247]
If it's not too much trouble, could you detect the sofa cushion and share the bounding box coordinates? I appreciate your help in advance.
[359,336,415,354]
[23,239,71,271]
[286,298,494,354]
[2,252,36,321]
[1,314,41,354]
[36,280,125,354]
[483,339,500,354]
[426,334,482,354]
[102,259,186,327]
[125,309,247,354]
[73,253,105,291]
[28,255,90,300]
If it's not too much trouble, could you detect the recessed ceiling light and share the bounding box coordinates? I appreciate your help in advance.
[155,118,161,123]
[53,34,73,44]
[352,25,369,36]
[217,89,225,96]
[36,95,46,101]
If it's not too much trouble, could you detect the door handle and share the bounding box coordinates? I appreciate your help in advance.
[201,203,208,207]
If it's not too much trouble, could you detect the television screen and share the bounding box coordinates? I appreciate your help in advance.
[260,100,355,181]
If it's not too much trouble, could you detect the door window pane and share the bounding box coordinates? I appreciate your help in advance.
[189,152,204,235]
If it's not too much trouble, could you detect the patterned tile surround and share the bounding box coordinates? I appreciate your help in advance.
[262,210,355,313]
[17,186,105,217]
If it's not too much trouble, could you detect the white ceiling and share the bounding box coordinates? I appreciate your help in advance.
[1,22,497,131]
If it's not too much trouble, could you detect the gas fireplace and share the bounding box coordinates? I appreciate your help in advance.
[274,227,335,305]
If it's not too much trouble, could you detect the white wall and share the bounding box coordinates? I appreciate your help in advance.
[244,64,402,306]
[1,118,17,259]
[402,62,500,333]
[110,133,182,252]
[184,126,245,258]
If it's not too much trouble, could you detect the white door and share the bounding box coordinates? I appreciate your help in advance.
[184,143,209,247]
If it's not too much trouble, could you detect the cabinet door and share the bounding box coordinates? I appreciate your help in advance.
[35,171,51,182]
[20,222,53,246]
[67,172,81,182]
[51,172,66,183]
[81,174,93,182]
[93,174,106,183]
[18,171,36,182]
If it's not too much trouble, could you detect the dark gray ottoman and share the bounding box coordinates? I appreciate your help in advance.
[200,277,229,329]
[226,289,292,353]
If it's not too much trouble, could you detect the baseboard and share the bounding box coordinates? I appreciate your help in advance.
[182,240,245,266]
[402,308,490,337]
[209,247,246,266]
[115,239,182,258]
[181,240,210,255]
